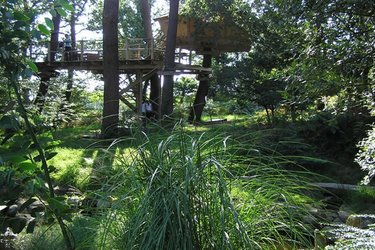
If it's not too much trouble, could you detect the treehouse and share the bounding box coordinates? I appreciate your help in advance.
[32,14,252,125]
[155,15,251,54]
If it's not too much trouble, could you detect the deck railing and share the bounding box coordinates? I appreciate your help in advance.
[29,38,195,65]
[29,38,156,62]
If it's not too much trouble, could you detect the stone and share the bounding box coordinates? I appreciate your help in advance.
[27,200,45,215]
[338,210,350,223]
[6,205,18,217]
[346,214,361,228]
[67,197,80,208]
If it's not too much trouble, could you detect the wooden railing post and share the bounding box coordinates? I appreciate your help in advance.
[150,38,154,60]
[125,39,129,60]
[80,40,84,61]
[47,42,51,62]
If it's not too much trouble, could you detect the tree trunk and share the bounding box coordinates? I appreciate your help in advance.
[101,0,119,137]
[34,75,50,113]
[140,0,160,119]
[140,0,153,40]
[65,70,74,102]
[34,13,61,111]
[150,74,160,119]
[65,4,76,102]
[188,54,212,122]
[49,13,61,63]
[161,0,179,117]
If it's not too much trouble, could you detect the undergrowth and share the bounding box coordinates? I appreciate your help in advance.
[15,125,320,249]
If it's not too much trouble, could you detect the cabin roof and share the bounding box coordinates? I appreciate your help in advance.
[155,15,251,54]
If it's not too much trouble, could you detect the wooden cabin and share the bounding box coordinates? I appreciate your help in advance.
[155,15,251,54]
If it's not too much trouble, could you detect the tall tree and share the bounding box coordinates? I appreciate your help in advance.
[140,0,160,119]
[188,53,212,122]
[101,0,119,136]
[34,11,61,112]
[65,0,88,102]
[161,0,179,117]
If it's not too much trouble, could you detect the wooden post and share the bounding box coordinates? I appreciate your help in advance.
[80,40,84,61]
[125,39,129,60]
[158,75,162,118]
[136,71,143,115]
[150,39,154,60]
[47,43,51,62]
[178,48,182,63]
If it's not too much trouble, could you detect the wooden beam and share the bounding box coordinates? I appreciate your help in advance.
[35,61,211,75]
[119,67,158,96]
[120,96,136,111]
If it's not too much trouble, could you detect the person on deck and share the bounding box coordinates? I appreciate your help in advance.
[64,34,72,61]
[145,100,152,119]
[141,100,152,131]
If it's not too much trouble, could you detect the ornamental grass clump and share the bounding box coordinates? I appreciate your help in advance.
[117,129,317,249]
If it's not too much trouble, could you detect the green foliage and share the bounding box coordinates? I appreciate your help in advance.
[13,123,327,249]
[1,1,75,248]
[355,126,375,185]
[174,76,197,104]
[87,0,143,39]
[108,128,317,249]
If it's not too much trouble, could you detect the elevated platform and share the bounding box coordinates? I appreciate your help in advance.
[31,38,212,117]
[35,60,211,75]
[32,38,211,76]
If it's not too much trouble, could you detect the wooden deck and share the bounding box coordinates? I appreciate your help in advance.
[32,39,211,75]
[35,60,211,75]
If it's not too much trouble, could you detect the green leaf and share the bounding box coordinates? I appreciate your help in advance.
[44,17,54,31]
[37,24,50,36]
[0,115,20,129]
[13,29,29,40]
[49,9,57,17]
[19,160,38,172]
[47,197,69,214]
[8,155,26,164]
[13,11,30,22]
[61,2,74,12]
[26,60,38,73]
[56,7,67,18]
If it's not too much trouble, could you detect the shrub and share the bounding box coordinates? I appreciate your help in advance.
[355,125,375,185]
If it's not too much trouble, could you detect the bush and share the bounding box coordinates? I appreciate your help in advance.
[355,125,375,185]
